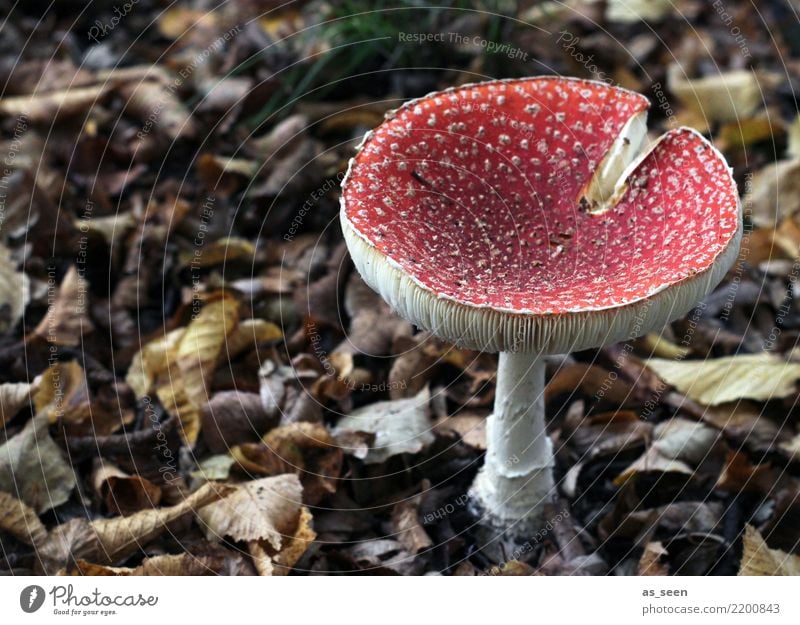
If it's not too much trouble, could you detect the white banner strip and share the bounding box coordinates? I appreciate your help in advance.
[2,576,799,624]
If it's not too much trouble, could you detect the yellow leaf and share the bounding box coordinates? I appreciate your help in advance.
[225,319,282,360]
[646,354,800,405]
[126,328,185,398]
[176,295,240,406]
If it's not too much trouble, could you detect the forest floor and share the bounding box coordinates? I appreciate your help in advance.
[1,0,800,576]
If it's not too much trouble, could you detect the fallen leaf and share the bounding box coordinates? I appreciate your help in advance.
[32,266,93,346]
[0,415,76,513]
[120,80,195,140]
[738,525,800,575]
[486,560,537,576]
[391,493,433,554]
[639,542,669,575]
[33,360,90,426]
[546,363,637,407]
[181,236,256,268]
[201,390,279,454]
[269,506,316,575]
[126,328,186,398]
[198,474,302,547]
[0,491,47,545]
[0,244,29,333]
[37,482,233,574]
[746,160,800,228]
[646,354,800,405]
[606,0,673,23]
[717,450,775,493]
[233,422,342,504]
[434,411,487,449]
[0,381,35,428]
[224,318,282,360]
[135,295,241,446]
[60,553,234,576]
[668,66,761,125]
[0,85,109,123]
[91,460,162,515]
[334,388,433,464]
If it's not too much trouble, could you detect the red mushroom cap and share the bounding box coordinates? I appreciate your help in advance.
[341,77,741,353]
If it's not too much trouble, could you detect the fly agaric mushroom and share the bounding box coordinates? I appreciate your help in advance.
[340,77,742,533]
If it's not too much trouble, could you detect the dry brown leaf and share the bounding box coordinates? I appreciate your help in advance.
[75,552,237,576]
[646,354,800,405]
[0,491,47,545]
[92,460,162,515]
[33,360,90,425]
[434,411,487,449]
[546,363,636,407]
[738,525,800,575]
[37,482,233,574]
[120,81,195,140]
[615,451,692,485]
[0,414,76,513]
[638,542,669,576]
[270,506,316,575]
[668,66,761,126]
[0,85,109,122]
[702,401,781,452]
[391,494,433,554]
[74,213,135,246]
[333,388,433,464]
[157,7,220,39]
[746,160,800,228]
[201,390,278,454]
[225,319,283,360]
[0,244,29,333]
[233,422,341,504]
[717,450,775,493]
[198,474,302,547]
[60,551,244,576]
[0,381,35,428]
[606,0,673,22]
[32,266,93,346]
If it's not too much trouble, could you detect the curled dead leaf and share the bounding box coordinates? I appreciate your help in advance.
[37,482,234,574]
[198,474,302,547]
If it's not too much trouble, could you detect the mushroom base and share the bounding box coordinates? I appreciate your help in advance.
[469,462,555,538]
[469,351,555,537]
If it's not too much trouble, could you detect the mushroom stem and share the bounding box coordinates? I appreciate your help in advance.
[471,350,554,532]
